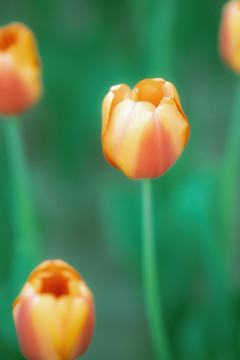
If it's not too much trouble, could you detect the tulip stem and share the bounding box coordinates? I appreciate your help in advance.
[220,77,240,265]
[141,179,170,360]
[3,117,41,283]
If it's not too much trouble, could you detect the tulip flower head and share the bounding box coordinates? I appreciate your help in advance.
[219,1,240,73]
[0,22,42,115]
[102,78,189,179]
[13,260,94,360]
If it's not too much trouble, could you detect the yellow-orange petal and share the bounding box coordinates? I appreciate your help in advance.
[102,84,131,136]
[161,81,183,113]
[30,294,61,359]
[57,296,92,359]
[133,78,165,107]
[103,100,156,170]
[0,22,42,115]
[155,99,189,154]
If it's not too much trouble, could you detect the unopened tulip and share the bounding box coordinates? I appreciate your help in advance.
[0,22,42,115]
[219,1,240,73]
[102,78,189,179]
[13,260,94,360]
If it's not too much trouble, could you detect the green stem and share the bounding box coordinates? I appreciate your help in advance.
[141,179,170,360]
[220,78,240,264]
[3,117,41,284]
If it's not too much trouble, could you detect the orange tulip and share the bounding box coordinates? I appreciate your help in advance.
[0,22,42,115]
[13,260,94,360]
[102,78,189,179]
[219,1,240,73]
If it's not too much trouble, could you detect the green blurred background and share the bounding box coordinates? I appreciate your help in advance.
[0,0,239,359]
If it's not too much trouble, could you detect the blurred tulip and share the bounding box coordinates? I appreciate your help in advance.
[102,78,189,179]
[219,1,240,73]
[0,22,42,115]
[13,260,94,360]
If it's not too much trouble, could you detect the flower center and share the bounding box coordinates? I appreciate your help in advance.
[132,83,164,108]
[40,273,70,297]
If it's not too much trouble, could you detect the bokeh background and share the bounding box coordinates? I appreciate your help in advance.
[0,0,239,359]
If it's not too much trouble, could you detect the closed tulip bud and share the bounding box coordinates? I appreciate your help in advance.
[102,78,189,179]
[0,22,42,115]
[13,260,94,360]
[219,1,240,73]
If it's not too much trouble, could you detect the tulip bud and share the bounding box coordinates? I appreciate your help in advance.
[219,1,240,73]
[0,22,42,115]
[102,78,189,179]
[13,260,94,360]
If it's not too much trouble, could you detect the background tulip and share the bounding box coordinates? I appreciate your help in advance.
[218,1,240,291]
[219,1,240,73]
[102,78,189,179]
[0,22,42,115]
[13,260,94,360]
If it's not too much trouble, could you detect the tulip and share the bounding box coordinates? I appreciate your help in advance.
[102,78,189,179]
[13,260,94,360]
[219,1,240,73]
[0,22,42,115]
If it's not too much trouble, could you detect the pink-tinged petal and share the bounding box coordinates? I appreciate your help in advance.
[0,22,42,115]
[118,100,189,179]
[13,292,41,360]
[219,4,232,65]
[219,1,240,73]
[103,100,155,170]
[116,102,159,178]
[117,110,174,179]
[135,114,177,179]
[0,63,34,115]
[102,84,131,136]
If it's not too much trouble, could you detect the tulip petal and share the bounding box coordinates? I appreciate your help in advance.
[103,100,156,170]
[115,101,163,178]
[229,3,240,72]
[57,297,93,359]
[0,64,34,115]
[161,81,183,112]
[30,295,61,360]
[13,293,42,360]
[219,4,232,66]
[71,299,94,359]
[102,84,131,136]
[117,101,189,179]
[219,1,240,73]
[156,100,189,152]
